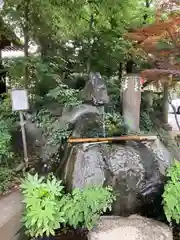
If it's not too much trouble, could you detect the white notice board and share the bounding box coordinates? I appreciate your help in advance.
[11,89,29,111]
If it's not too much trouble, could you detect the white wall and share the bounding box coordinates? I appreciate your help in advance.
[2,45,38,59]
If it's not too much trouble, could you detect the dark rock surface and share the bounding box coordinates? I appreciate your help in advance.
[59,140,172,216]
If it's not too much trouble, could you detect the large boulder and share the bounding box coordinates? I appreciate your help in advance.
[88,215,172,240]
[41,104,102,163]
[59,140,172,216]
[16,104,102,167]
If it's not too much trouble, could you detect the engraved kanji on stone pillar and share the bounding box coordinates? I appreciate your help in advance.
[122,74,142,132]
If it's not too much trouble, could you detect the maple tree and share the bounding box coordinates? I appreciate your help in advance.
[125,0,180,126]
[126,0,180,88]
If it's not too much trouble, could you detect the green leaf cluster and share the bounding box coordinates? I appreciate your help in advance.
[0,119,13,162]
[104,112,127,136]
[162,160,180,224]
[21,173,65,237]
[32,109,55,134]
[47,84,82,107]
[0,94,17,164]
[21,173,115,238]
[60,186,115,230]
[3,0,155,79]
[32,108,72,146]
[0,168,14,193]
[4,56,59,95]
[140,111,153,132]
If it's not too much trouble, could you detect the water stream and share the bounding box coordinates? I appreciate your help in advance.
[98,105,106,137]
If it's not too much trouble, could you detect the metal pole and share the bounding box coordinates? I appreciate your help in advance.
[19,111,28,167]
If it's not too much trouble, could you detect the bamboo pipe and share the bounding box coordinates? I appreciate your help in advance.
[68,135,157,143]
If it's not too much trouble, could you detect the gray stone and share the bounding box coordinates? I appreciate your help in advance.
[41,104,102,163]
[60,104,100,126]
[145,139,173,175]
[81,72,109,105]
[60,141,171,216]
[88,215,173,240]
[122,74,141,131]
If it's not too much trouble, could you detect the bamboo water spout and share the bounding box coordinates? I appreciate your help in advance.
[68,135,157,143]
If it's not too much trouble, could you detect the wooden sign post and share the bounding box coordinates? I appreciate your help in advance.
[11,89,29,167]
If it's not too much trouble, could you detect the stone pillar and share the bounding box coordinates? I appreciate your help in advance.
[122,74,141,132]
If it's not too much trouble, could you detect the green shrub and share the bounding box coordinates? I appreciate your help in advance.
[0,119,13,163]
[0,94,17,126]
[60,186,115,230]
[104,112,127,136]
[162,160,180,223]
[0,168,14,193]
[21,174,65,237]
[46,84,82,106]
[140,111,153,132]
[20,173,115,238]
[32,109,55,134]
[0,94,17,163]
[32,109,72,146]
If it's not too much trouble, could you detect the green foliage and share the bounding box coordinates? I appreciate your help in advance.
[162,160,180,224]
[0,95,19,194]
[21,173,115,238]
[21,173,65,238]
[105,76,121,109]
[33,109,55,134]
[47,122,71,146]
[0,95,16,164]
[104,112,127,136]
[31,84,82,146]
[4,56,60,95]
[0,94,17,125]
[33,108,72,146]
[140,112,153,132]
[60,186,115,230]
[47,84,82,107]
[0,120,13,163]
[3,0,154,79]
[0,168,14,193]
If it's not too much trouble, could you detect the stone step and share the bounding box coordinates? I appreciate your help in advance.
[0,191,22,240]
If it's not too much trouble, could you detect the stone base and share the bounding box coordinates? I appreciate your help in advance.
[88,215,173,240]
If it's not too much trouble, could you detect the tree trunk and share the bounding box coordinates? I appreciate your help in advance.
[118,62,123,81]
[126,60,134,74]
[23,0,30,89]
[87,14,94,74]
